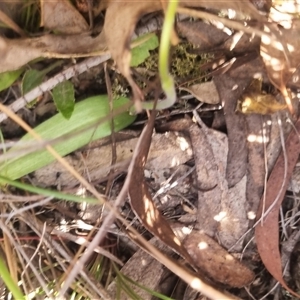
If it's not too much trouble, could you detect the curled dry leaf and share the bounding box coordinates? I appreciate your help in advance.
[0,0,264,79]
[0,33,107,73]
[127,111,195,267]
[104,0,162,101]
[41,0,89,34]
[183,230,254,288]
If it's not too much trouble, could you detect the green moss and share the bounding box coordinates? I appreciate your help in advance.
[144,50,159,71]
[142,42,213,85]
[111,78,129,99]
[112,42,214,97]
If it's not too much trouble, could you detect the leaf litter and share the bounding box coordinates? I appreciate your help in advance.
[1,0,300,299]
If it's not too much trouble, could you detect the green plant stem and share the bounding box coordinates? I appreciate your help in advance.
[133,0,178,112]
[159,0,178,93]
[0,256,25,300]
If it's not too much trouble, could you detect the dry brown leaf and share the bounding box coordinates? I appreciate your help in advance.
[177,18,261,57]
[189,122,220,237]
[104,0,161,102]
[155,118,249,250]
[255,117,300,298]
[184,230,254,288]
[107,236,175,300]
[213,56,264,187]
[180,81,220,105]
[33,131,193,187]
[214,75,249,187]
[189,123,218,191]
[127,111,195,267]
[177,21,229,51]
[41,0,89,34]
[190,119,248,250]
[0,0,263,78]
[0,33,107,73]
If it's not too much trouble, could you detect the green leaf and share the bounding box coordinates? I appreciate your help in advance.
[52,81,75,119]
[21,61,63,95]
[0,69,24,92]
[22,69,45,95]
[130,33,159,67]
[0,96,135,180]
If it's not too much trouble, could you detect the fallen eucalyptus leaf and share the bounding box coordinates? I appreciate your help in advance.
[33,131,193,188]
[127,112,195,267]
[190,118,248,249]
[214,74,249,188]
[180,81,220,105]
[177,21,229,52]
[108,236,175,300]
[255,117,300,298]
[41,0,89,34]
[184,230,254,287]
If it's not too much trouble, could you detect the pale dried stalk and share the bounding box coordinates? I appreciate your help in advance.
[0,219,52,297]
[20,212,114,300]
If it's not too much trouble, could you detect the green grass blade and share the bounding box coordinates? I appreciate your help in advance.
[0,175,101,204]
[0,256,25,300]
